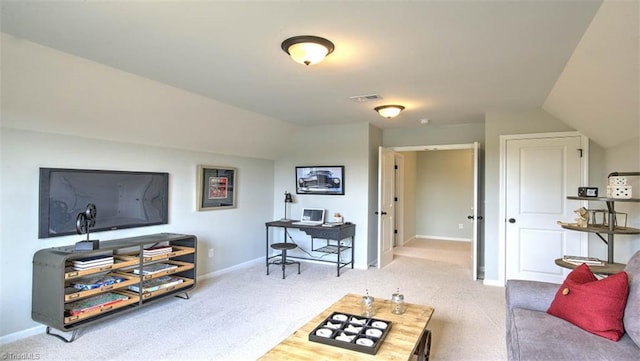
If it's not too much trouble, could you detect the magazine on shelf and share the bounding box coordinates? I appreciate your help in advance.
[562,255,605,266]
[133,263,178,275]
[142,246,173,257]
[71,275,126,290]
[65,292,129,316]
[127,275,184,293]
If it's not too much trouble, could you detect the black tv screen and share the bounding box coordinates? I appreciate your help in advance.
[39,168,169,238]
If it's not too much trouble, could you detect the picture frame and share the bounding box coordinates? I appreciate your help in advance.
[296,166,344,195]
[197,165,237,210]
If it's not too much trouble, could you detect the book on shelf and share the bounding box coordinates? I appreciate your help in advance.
[142,246,173,257]
[65,292,129,316]
[71,255,114,270]
[562,255,605,266]
[133,263,178,275]
[72,255,113,263]
[127,275,184,293]
[71,275,126,290]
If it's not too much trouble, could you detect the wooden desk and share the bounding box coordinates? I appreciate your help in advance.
[258,293,435,361]
[266,220,356,276]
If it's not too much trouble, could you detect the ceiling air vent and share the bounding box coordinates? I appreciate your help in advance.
[349,94,382,102]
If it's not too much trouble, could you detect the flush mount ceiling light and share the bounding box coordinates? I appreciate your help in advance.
[281,35,335,66]
[374,105,405,119]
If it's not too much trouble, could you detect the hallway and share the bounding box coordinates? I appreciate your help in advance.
[394,238,472,268]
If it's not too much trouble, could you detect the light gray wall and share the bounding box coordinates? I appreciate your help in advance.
[415,149,474,240]
[1,33,293,161]
[597,137,640,261]
[272,122,374,269]
[0,128,274,337]
[383,123,485,147]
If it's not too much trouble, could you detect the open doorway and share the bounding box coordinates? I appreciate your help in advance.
[378,143,480,279]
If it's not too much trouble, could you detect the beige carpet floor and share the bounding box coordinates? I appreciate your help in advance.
[1,251,506,361]
[394,238,472,267]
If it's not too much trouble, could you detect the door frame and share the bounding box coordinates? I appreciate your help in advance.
[498,131,589,285]
[394,153,405,248]
[380,142,480,279]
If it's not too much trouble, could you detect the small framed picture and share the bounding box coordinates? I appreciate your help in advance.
[295,166,344,195]
[197,165,236,210]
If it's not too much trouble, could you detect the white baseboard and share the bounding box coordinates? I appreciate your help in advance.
[483,279,505,287]
[415,235,471,242]
[199,255,368,280]
[199,257,262,280]
[0,325,46,346]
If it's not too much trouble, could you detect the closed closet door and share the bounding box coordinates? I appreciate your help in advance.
[504,135,587,283]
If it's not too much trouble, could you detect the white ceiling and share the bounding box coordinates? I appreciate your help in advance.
[0,0,604,130]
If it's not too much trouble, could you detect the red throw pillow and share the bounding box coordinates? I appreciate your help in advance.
[547,263,629,341]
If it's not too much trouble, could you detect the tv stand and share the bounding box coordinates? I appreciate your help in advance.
[32,233,197,342]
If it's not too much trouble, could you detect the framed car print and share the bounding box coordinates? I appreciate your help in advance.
[295,166,344,195]
[197,165,237,210]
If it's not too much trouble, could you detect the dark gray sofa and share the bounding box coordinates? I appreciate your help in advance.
[506,251,640,361]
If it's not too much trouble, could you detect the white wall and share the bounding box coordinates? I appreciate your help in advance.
[543,0,639,149]
[0,128,275,337]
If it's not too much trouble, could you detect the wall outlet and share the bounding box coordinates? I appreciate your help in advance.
[458,223,464,230]
[208,248,214,258]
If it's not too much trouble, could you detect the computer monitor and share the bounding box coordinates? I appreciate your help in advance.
[299,208,325,225]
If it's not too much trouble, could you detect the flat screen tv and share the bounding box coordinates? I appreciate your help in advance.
[39,168,169,238]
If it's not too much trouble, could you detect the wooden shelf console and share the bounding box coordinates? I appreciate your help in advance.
[32,233,197,342]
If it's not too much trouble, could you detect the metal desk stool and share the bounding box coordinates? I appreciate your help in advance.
[267,242,300,279]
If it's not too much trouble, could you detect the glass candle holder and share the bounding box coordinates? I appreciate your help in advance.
[361,293,375,317]
[391,289,406,314]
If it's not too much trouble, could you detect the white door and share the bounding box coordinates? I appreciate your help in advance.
[471,142,480,280]
[505,135,587,283]
[377,147,395,268]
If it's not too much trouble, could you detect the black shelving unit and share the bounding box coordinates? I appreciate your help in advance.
[563,172,639,264]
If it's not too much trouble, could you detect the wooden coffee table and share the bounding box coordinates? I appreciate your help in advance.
[258,293,435,360]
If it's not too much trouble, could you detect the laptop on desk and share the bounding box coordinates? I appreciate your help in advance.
[291,208,325,226]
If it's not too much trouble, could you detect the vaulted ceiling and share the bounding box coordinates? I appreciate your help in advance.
[1,1,637,148]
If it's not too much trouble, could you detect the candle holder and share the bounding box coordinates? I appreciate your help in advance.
[390,288,406,314]
[361,290,375,317]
